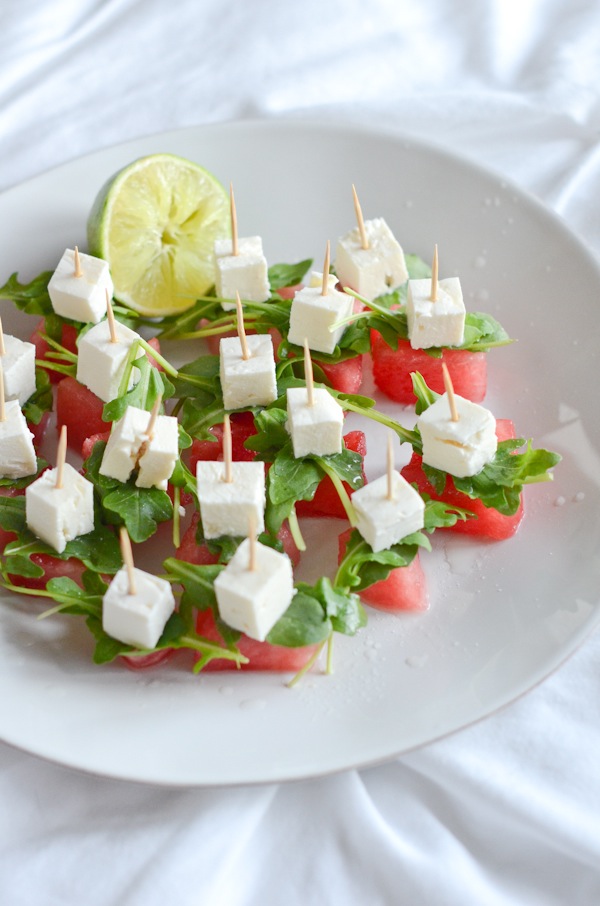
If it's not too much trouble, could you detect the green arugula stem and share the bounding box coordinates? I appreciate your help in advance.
[326,633,334,675]
[522,472,555,485]
[341,398,420,446]
[314,459,357,526]
[173,486,181,549]
[286,639,327,688]
[287,505,306,552]
[117,339,141,398]
[138,337,179,378]
[329,308,372,333]
[186,635,249,670]
[36,333,78,362]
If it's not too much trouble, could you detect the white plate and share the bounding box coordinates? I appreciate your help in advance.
[0,120,598,787]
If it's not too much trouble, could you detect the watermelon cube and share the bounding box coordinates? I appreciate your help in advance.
[188,411,258,471]
[296,430,366,519]
[195,608,319,673]
[337,527,428,612]
[371,331,487,404]
[56,377,111,454]
[400,418,524,540]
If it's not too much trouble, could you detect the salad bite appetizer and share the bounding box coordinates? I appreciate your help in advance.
[0,151,562,686]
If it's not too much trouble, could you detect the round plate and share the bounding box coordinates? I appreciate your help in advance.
[0,120,598,786]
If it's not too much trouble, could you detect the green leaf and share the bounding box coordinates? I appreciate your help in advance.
[0,270,54,316]
[266,590,332,647]
[102,354,175,422]
[101,485,173,543]
[22,368,53,425]
[269,259,313,291]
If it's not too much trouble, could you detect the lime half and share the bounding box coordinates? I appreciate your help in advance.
[87,153,230,317]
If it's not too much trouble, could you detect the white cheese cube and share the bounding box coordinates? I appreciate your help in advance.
[102,566,175,649]
[1,334,37,406]
[25,463,94,553]
[406,276,465,349]
[196,460,265,539]
[214,236,270,310]
[335,217,409,301]
[100,405,178,490]
[47,248,113,323]
[287,282,354,354]
[418,393,497,478]
[220,334,277,410]
[214,538,294,641]
[76,319,141,403]
[352,472,425,552]
[0,400,37,479]
[286,387,343,458]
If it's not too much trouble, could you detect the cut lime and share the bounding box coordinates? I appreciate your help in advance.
[87,153,230,317]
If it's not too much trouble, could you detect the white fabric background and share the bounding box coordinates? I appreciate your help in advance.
[1,1,600,903]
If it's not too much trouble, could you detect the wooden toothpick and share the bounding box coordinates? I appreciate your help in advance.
[145,393,163,441]
[430,244,439,302]
[230,182,239,257]
[303,338,315,407]
[352,184,369,250]
[235,291,250,360]
[321,241,331,296]
[0,361,5,423]
[0,316,5,356]
[74,246,83,278]
[442,363,459,422]
[248,513,257,572]
[119,525,137,596]
[222,413,233,484]
[55,425,67,489]
[386,434,394,501]
[106,291,118,344]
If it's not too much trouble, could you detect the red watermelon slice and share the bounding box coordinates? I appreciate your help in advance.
[371,332,487,404]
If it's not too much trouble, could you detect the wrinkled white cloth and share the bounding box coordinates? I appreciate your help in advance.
[1,1,600,904]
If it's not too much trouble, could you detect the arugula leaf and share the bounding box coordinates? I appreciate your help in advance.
[0,271,54,316]
[269,259,313,291]
[102,354,175,422]
[268,577,366,647]
[22,368,53,425]
[0,457,47,490]
[83,441,173,542]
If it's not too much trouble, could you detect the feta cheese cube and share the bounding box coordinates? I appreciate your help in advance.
[286,387,343,458]
[47,248,113,323]
[214,538,294,641]
[102,566,175,649]
[352,472,425,552]
[25,463,94,553]
[406,277,465,349]
[214,236,270,310]
[287,282,354,354]
[100,405,178,490]
[0,400,37,479]
[196,460,265,539]
[1,334,36,406]
[219,334,277,410]
[418,392,497,478]
[335,217,409,301]
[76,319,141,403]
